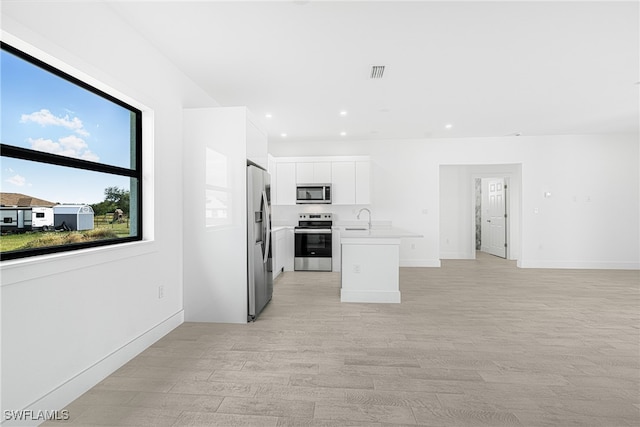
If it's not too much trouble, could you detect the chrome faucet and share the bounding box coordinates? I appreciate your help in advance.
[357,208,372,230]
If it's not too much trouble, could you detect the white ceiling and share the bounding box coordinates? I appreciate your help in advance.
[36,1,640,142]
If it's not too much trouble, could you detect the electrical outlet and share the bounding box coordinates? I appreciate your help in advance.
[353,264,361,274]
[158,285,164,299]
[411,243,416,250]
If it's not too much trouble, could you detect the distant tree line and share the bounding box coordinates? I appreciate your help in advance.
[91,186,130,217]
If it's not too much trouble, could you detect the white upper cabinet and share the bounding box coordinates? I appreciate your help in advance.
[271,156,370,206]
[267,154,277,204]
[296,162,331,183]
[355,161,371,205]
[331,162,356,204]
[276,162,297,205]
[246,113,268,169]
[331,160,371,205]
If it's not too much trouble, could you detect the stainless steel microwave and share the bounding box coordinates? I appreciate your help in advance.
[296,184,332,204]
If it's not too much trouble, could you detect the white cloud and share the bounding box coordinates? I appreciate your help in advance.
[29,138,60,153]
[28,135,100,162]
[59,135,89,151]
[80,150,100,162]
[6,174,26,187]
[76,128,90,137]
[20,109,90,137]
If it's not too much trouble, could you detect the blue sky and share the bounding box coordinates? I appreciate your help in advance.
[1,48,135,205]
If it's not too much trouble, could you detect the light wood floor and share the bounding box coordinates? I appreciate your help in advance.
[47,253,639,426]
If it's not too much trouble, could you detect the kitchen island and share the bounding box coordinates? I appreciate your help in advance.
[340,227,422,303]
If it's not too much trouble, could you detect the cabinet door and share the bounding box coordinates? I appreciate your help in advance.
[272,231,279,280]
[246,119,268,169]
[296,162,315,183]
[355,161,371,204]
[296,162,331,183]
[331,162,356,205]
[285,228,295,271]
[276,163,296,205]
[267,155,277,204]
[273,230,285,279]
[314,162,332,183]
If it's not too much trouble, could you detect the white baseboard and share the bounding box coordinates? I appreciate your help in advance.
[399,259,441,267]
[439,252,474,260]
[518,260,640,270]
[2,311,184,427]
[341,290,401,303]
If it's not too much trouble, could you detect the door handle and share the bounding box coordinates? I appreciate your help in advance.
[487,219,491,222]
[262,190,270,264]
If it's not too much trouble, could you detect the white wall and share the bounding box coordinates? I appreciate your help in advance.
[1,2,217,422]
[270,133,640,269]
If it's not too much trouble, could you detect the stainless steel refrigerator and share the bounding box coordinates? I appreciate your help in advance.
[247,163,273,321]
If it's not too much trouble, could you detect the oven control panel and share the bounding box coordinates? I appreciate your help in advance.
[298,213,332,221]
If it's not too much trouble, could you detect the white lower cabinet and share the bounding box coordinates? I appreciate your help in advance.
[273,227,294,279]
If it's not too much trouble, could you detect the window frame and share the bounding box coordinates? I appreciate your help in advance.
[0,42,143,261]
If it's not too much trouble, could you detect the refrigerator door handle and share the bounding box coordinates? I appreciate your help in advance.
[262,190,270,264]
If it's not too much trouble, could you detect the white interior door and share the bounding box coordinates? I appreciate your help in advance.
[481,178,506,258]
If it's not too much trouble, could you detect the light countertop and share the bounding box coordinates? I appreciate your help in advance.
[339,227,422,239]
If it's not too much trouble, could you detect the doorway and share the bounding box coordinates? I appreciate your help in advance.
[476,177,508,258]
[438,164,520,262]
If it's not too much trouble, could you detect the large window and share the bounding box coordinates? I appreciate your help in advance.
[0,42,142,260]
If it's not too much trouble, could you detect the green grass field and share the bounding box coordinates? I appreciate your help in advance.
[0,217,131,253]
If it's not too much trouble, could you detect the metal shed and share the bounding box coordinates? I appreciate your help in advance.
[53,205,94,231]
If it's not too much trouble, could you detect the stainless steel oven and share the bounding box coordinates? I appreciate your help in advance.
[294,213,332,271]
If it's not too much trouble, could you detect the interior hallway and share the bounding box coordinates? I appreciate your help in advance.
[46,253,640,426]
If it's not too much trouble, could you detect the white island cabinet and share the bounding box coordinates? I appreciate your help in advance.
[340,228,422,303]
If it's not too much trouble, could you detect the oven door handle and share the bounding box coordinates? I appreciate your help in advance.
[294,228,332,234]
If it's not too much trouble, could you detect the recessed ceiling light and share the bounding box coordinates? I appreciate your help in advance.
[340,131,347,136]
[340,111,348,116]
[280,133,287,137]
[445,124,453,129]
[265,113,273,119]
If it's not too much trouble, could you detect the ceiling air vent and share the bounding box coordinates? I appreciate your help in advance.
[370,65,386,79]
